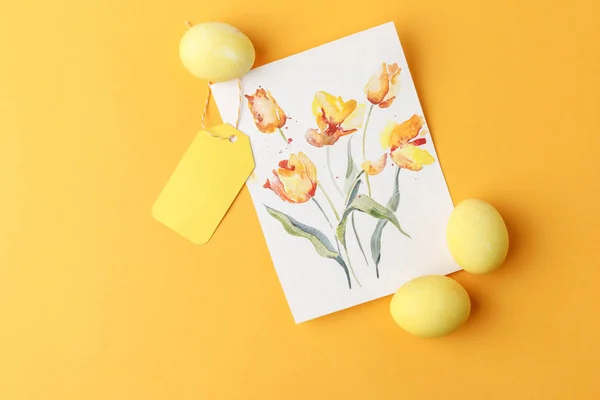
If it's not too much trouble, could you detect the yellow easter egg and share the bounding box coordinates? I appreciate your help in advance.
[446,199,509,274]
[390,275,471,338]
[179,22,255,82]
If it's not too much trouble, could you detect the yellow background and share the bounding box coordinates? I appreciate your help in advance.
[1,0,599,398]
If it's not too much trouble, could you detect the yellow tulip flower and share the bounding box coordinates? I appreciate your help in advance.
[381,114,435,171]
[365,63,401,108]
[264,152,317,203]
[306,91,365,147]
[361,153,388,176]
[245,88,287,137]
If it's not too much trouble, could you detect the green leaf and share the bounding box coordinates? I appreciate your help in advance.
[266,205,338,258]
[344,138,359,192]
[334,256,351,289]
[345,173,363,206]
[371,167,406,277]
[265,205,352,288]
[351,213,369,265]
[336,193,410,248]
[386,167,402,211]
[345,137,357,179]
[345,173,369,265]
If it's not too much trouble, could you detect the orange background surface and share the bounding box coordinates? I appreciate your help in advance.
[1,0,599,399]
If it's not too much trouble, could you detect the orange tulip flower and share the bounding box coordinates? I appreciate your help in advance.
[365,63,401,108]
[306,91,365,147]
[361,153,387,176]
[381,114,435,171]
[264,152,317,203]
[245,88,288,141]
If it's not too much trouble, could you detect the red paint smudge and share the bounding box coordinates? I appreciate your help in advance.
[412,138,427,146]
[287,138,293,143]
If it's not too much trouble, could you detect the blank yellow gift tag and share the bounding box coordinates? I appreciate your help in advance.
[152,124,255,245]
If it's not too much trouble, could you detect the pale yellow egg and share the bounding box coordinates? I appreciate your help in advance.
[179,22,255,82]
[390,275,471,338]
[447,199,509,274]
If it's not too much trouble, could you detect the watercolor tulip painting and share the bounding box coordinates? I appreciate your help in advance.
[211,22,458,323]
[254,85,430,289]
[245,88,289,142]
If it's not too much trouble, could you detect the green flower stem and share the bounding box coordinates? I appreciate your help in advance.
[317,181,340,221]
[343,245,362,288]
[311,198,333,229]
[365,173,372,197]
[326,146,344,196]
[361,104,375,197]
[277,127,288,143]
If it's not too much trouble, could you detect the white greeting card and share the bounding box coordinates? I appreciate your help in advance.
[211,22,459,323]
